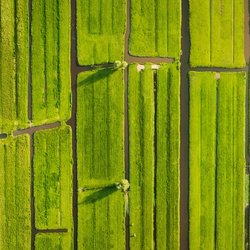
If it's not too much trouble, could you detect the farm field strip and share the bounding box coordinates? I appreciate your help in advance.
[129,0,181,58]
[77,0,126,65]
[189,72,245,249]
[77,68,125,249]
[189,0,245,67]
[0,0,29,133]
[33,125,73,230]
[128,63,180,249]
[0,135,31,250]
[31,0,71,126]
[0,0,72,134]
[35,233,73,250]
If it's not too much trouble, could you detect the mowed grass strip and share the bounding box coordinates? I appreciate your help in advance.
[0,135,31,250]
[32,0,71,125]
[189,72,217,250]
[77,0,126,65]
[0,0,29,133]
[189,0,245,67]
[77,68,125,249]
[156,63,180,250]
[34,125,73,230]
[129,0,181,58]
[35,233,73,250]
[189,72,245,249]
[128,64,154,250]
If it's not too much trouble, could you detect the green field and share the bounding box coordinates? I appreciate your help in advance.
[128,63,180,249]
[0,135,30,250]
[129,0,181,58]
[189,72,245,249]
[77,68,125,249]
[0,0,29,133]
[0,1,249,249]
[33,125,73,230]
[189,0,245,67]
[35,233,73,250]
[31,0,71,125]
[156,64,180,249]
[77,0,126,65]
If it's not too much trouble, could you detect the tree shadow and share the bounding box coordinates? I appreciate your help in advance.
[77,67,117,88]
[78,186,118,206]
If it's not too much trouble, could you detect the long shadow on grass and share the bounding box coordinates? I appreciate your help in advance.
[77,67,118,88]
[78,186,118,205]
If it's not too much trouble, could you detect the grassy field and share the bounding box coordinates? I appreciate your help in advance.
[0,0,29,133]
[189,0,245,67]
[129,0,181,58]
[31,0,71,125]
[77,0,126,65]
[33,125,73,230]
[35,233,73,250]
[0,135,30,250]
[156,63,180,250]
[189,72,245,249]
[128,63,180,250]
[77,68,125,249]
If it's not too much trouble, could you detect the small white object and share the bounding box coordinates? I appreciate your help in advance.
[152,64,160,70]
[137,64,145,71]
[215,73,220,80]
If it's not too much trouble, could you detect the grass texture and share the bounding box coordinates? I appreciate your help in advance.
[35,233,73,250]
[0,135,30,250]
[128,63,180,249]
[33,125,73,230]
[0,0,29,133]
[32,0,71,125]
[77,68,125,249]
[189,0,245,67]
[189,72,245,249]
[77,0,126,65]
[129,0,181,58]
[156,64,180,250]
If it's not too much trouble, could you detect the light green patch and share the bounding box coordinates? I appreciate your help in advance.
[0,135,31,250]
[77,68,125,249]
[33,125,73,230]
[35,233,73,250]
[189,0,245,67]
[189,72,245,249]
[129,63,180,250]
[0,0,29,133]
[129,0,181,58]
[156,63,180,249]
[77,0,126,65]
[31,0,71,125]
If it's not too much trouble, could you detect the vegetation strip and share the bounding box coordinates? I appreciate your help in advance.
[77,68,125,249]
[0,0,29,133]
[129,0,181,58]
[77,0,126,65]
[189,71,245,249]
[31,0,71,126]
[0,135,31,249]
[128,63,180,249]
[189,0,245,67]
[33,125,73,230]
[35,233,73,250]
